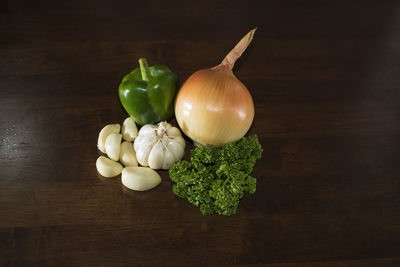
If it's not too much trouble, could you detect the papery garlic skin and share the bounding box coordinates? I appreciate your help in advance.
[134,122,185,170]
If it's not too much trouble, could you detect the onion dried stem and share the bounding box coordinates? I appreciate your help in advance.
[220,28,257,70]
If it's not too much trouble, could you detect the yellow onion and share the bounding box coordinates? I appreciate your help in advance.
[175,28,256,146]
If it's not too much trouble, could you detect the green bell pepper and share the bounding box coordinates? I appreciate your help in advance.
[118,58,179,125]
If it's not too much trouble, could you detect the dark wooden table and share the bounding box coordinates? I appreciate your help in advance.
[1,0,400,266]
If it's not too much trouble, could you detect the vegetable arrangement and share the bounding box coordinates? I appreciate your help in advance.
[96,28,262,215]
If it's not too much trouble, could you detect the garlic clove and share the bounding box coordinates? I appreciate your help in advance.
[121,166,161,191]
[175,144,185,161]
[136,149,150,166]
[134,134,155,151]
[173,135,186,148]
[96,156,123,177]
[138,124,157,136]
[135,142,151,166]
[97,124,120,153]
[161,147,176,170]
[133,135,144,151]
[148,141,164,169]
[166,139,185,161]
[105,133,122,161]
[120,141,138,167]
[122,117,138,142]
[166,126,181,138]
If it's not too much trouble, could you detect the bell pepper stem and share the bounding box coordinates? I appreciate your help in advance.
[139,58,152,82]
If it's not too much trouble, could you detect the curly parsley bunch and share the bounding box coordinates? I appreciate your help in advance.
[169,135,262,215]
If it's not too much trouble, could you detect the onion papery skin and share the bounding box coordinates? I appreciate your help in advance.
[175,65,254,147]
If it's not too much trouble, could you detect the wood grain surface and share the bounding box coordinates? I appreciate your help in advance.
[1,0,400,266]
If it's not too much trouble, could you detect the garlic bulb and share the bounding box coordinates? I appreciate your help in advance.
[134,122,185,170]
